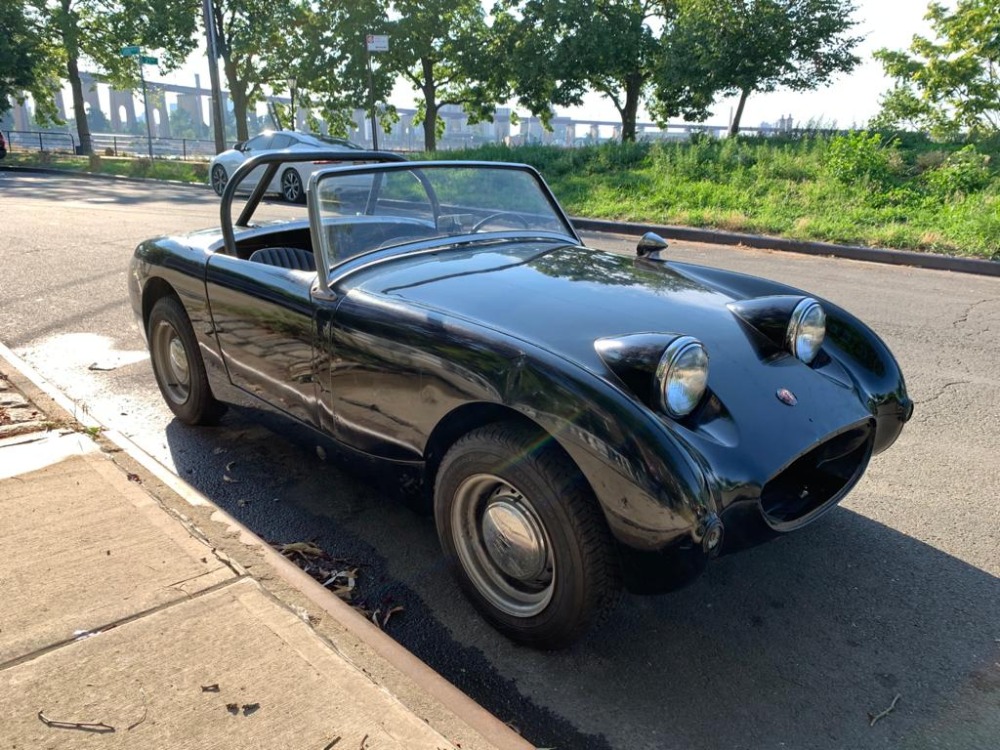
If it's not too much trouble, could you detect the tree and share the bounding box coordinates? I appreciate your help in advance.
[495,1,737,141]
[1,1,61,122]
[495,1,673,142]
[873,0,1000,136]
[211,0,306,142]
[24,0,197,154]
[292,0,395,139]
[381,0,502,151]
[660,0,861,136]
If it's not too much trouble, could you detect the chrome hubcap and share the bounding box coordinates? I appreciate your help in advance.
[481,500,548,581]
[451,474,554,618]
[151,321,190,405]
[168,337,189,382]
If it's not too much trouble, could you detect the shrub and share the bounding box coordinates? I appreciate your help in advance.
[923,145,992,196]
[129,157,152,177]
[824,131,898,185]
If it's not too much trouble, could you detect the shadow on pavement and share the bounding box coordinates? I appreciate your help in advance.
[164,405,1000,750]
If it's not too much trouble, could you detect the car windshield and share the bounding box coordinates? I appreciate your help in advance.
[314,163,575,267]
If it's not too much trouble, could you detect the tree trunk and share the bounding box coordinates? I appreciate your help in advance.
[220,55,250,141]
[728,87,751,137]
[420,58,438,152]
[60,1,91,154]
[620,73,642,142]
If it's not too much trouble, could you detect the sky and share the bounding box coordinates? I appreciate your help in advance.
[141,0,935,132]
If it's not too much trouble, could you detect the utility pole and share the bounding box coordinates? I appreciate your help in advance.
[202,0,226,153]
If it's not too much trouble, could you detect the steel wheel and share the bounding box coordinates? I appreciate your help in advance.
[451,473,555,617]
[147,296,226,425]
[435,421,621,648]
[150,319,191,406]
[211,164,228,196]
[281,168,305,204]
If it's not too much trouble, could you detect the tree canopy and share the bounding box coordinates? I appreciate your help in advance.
[24,0,198,153]
[1,2,61,122]
[494,0,675,142]
[873,0,1000,136]
[210,0,307,142]
[657,0,861,136]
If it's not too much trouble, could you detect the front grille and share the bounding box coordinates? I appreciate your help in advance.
[760,421,874,528]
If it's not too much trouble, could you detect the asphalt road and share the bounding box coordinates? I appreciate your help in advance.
[2,171,998,750]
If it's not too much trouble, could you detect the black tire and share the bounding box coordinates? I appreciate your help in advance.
[434,421,621,649]
[211,164,228,196]
[147,296,226,425]
[281,168,305,204]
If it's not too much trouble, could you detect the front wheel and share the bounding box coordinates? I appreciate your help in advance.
[281,168,305,204]
[211,164,228,196]
[148,296,226,425]
[434,422,621,649]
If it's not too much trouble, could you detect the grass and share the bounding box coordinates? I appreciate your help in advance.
[4,150,208,184]
[431,134,1000,260]
[7,132,999,259]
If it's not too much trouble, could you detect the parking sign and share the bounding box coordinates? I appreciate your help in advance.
[366,34,389,52]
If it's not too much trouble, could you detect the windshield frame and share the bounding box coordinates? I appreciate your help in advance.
[306,161,580,285]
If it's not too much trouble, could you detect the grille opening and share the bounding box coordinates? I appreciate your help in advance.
[760,423,874,526]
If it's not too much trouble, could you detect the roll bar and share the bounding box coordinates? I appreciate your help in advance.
[219,149,407,256]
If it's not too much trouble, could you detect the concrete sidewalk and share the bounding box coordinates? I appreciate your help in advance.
[0,362,531,749]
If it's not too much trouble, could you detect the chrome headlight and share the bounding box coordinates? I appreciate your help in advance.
[656,337,709,418]
[787,298,826,364]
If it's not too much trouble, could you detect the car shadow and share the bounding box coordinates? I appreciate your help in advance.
[164,405,999,750]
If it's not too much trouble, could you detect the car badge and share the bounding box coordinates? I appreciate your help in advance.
[776,388,798,406]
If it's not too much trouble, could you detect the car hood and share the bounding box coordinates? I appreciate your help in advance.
[348,239,872,462]
[352,240,766,364]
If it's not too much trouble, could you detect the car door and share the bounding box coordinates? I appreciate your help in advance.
[204,254,322,427]
[238,134,274,189]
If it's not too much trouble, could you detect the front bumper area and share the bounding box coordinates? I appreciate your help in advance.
[620,418,877,595]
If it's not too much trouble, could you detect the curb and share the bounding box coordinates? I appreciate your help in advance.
[1,163,213,191]
[571,217,1000,277]
[0,341,533,750]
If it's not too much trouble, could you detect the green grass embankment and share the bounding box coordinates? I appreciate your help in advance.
[4,150,207,184]
[436,134,1000,260]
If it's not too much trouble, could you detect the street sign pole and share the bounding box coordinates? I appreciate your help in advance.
[365,46,378,151]
[364,34,389,151]
[122,44,155,159]
[138,55,154,160]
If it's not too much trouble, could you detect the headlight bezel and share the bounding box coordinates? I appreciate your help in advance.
[655,336,710,419]
[786,298,826,364]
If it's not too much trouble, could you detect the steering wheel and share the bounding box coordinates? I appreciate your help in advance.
[471,212,531,232]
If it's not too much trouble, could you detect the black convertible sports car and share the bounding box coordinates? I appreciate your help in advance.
[129,151,912,648]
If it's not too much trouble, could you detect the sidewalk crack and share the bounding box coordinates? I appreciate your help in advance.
[0,576,248,673]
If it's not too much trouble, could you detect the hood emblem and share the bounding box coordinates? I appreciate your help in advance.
[776,388,798,406]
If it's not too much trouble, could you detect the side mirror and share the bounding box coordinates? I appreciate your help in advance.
[636,232,669,260]
[234,141,246,152]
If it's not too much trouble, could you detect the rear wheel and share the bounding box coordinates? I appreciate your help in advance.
[434,421,621,649]
[211,164,228,196]
[281,168,305,204]
[148,296,226,425]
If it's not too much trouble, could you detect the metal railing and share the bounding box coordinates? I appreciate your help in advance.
[2,129,216,160]
[3,130,77,153]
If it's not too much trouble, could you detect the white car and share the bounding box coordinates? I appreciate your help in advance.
[208,130,365,203]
